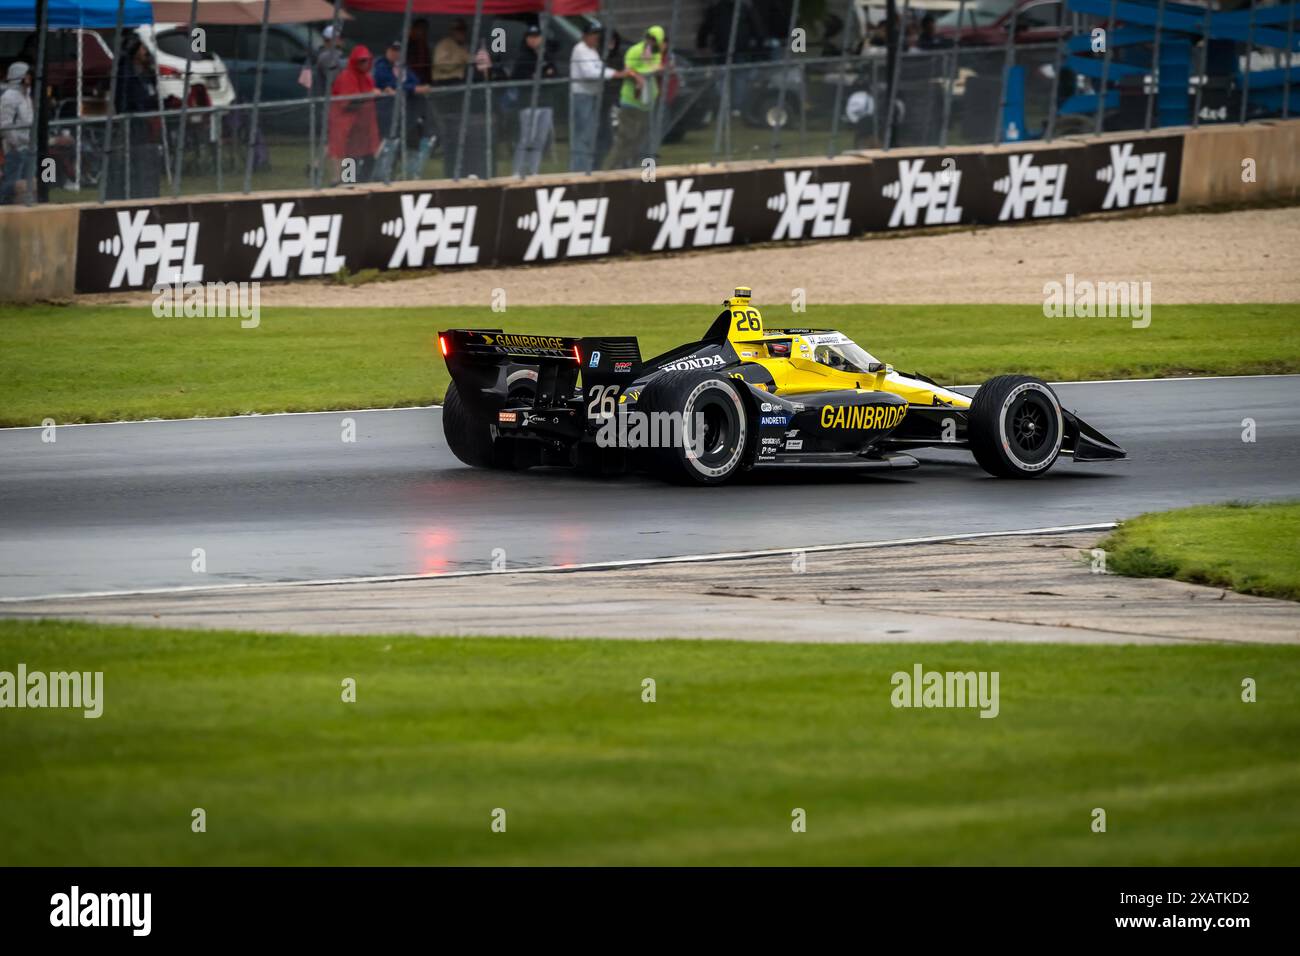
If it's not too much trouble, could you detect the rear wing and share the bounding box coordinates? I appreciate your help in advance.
[439,328,642,406]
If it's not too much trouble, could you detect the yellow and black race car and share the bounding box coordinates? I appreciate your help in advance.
[439,288,1126,485]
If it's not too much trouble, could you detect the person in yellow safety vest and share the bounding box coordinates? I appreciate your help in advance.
[609,25,664,170]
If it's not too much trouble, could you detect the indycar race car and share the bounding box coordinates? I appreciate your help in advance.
[438,288,1126,485]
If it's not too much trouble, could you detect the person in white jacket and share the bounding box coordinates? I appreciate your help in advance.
[568,21,628,173]
[0,61,34,203]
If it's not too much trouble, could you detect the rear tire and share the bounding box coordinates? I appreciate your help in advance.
[638,370,751,485]
[442,380,496,468]
[968,375,1063,478]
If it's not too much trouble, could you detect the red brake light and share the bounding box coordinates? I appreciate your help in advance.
[438,335,448,357]
[573,345,581,363]
[158,64,181,77]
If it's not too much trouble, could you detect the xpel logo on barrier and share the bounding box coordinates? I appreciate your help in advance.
[383,194,481,268]
[244,202,346,279]
[97,210,203,289]
[518,187,612,261]
[883,159,963,228]
[648,178,736,251]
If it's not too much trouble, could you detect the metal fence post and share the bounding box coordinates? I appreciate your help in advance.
[939,0,966,148]
[1285,0,1296,119]
[26,0,50,204]
[1192,2,1211,127]
[994,0,1019,143]
[123,103,132,199]
[384,0,417,184]
[315,0,345,189]
[173,0,200,197]
[98,0,128,203]
[454,0,487,181]
[826,0,858,157]
[770,0,802,160]
[1044,0,1067,141]
[711,0,744,164]
[519,0,552,178]
[484,82,493,175]
[241,0,272,193]
[1094,0,1119,135]
[1144,0,1167,131]
[592,5,616,175]
[883,0,910,150]
[653,0,682,159]
[1239,0,1258,123]
[216,106,224,190]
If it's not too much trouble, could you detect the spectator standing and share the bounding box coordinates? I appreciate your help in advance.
[374,40,433,181]
[407,19,433,85]
[314,24,344,95]
[568,21,625,173]
[609,25,664,169]
[432,18,472,86]
[917,14,950,50]
[509,25,557,176]
[107,35,160,200]
[510,24,556,83]
[314,25,345,184]
[0,61,34,204]
[329,45,381,184]
[697,0,766,117]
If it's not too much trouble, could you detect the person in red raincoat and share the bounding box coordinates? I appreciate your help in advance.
[328,45,384,184]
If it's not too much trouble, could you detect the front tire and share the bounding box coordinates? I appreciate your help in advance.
[968,375,1063,478]
[638,370,751,485]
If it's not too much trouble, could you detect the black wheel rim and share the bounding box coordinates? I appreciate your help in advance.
[1006,391,1058,464]
[687,387,743,474]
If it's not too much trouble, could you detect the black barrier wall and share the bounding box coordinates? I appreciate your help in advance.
[74,134,1183,294]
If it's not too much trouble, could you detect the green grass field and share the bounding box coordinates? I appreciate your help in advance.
[1,302,1297,426]
[2,618,1297,866]
[1100,501,1300,602]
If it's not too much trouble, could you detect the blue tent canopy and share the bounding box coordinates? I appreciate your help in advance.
[0,0,154,30]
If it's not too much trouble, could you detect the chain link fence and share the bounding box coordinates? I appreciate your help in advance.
[2,1,1296,205]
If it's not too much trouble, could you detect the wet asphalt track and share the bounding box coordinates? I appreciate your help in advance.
[1,376,1297,599]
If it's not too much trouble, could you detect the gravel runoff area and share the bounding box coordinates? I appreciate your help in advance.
[82,206,1300,308]
[6,533,1299,644]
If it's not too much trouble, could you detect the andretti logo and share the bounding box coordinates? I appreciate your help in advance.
[242,202,345,279]
[382,194,481,268]
[516,186,612,261]
[647,178,736,251]
[96,210,203,289]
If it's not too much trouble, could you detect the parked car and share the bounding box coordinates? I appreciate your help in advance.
[933,0,1069,46]
[135,23,236,110]
[200,23,326,107]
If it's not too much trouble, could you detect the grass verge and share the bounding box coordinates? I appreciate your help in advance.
[1098,501,1300,601]
[1,303,1297,425]
[1,618,1297,865]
